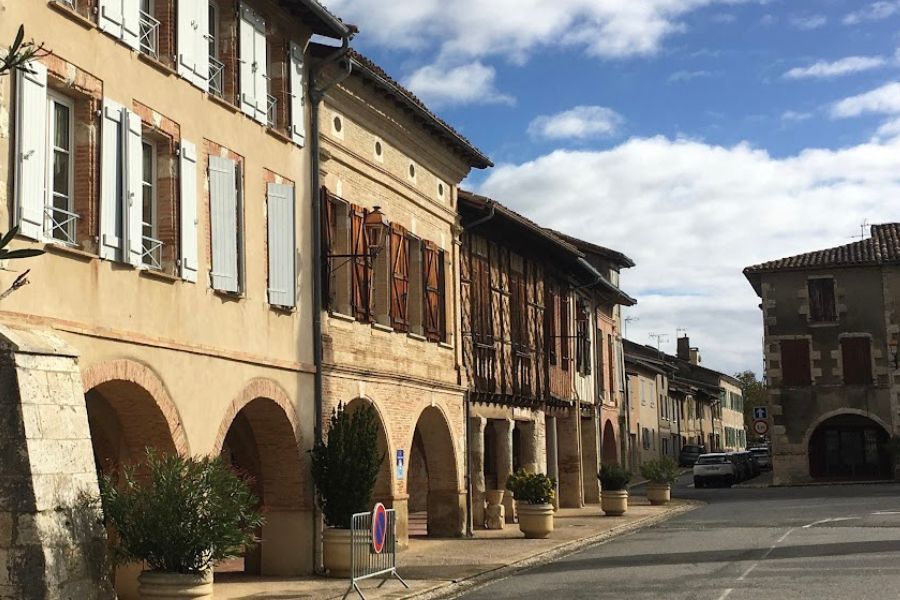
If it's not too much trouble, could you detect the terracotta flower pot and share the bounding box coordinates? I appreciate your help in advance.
[516,502,554,539]
[323,527,353,578]
[646,483,671,506]
[601,489,628,516]
[137,570,213,599]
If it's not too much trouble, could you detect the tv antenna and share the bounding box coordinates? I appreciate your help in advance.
[624,316,639,338]
[855,219,869,241]
[649,332,670,351]
[676,328,688,339]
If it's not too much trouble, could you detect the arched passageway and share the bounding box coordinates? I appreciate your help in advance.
[808,413,891,480]
[345,398,393,506]
[407,407,464,538]
[602,420,618,465]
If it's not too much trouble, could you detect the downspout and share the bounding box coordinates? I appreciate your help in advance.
[309,32,353,575]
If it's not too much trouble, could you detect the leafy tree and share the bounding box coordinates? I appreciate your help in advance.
[735,370,768,433]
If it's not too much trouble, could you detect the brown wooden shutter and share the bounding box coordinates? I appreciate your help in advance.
[780,339,811,386]
[561,292,571,371]
[808,279,837,322]
[841,337,872,385]
[350,204,371,321]
[423,242,443,341]
[390,224,409,331]
[547,285,558,365]
[321,187,335,310]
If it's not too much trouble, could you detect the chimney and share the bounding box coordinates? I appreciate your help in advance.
[690,348,701,365]
[677,336,691,361]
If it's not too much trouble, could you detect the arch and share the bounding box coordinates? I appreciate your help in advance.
[803,408,892,447]
[82,359,189,456]
[407,405,463,538]
[345,397,395,502]
[807,411,891,481]
[602,419,618,465]
[212,378,298,454]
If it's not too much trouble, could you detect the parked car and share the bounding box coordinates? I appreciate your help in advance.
[693,453,735,488]
[750,447,771,470]
[728,452,751,482]
[741,451,761,478]
[679,444,707,467]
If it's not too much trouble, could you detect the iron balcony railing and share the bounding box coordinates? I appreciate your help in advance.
[142,235,163,270]
[267,94,277,128]
[46,205,79,246]
[139,10,160,59]
[209,56,225,97]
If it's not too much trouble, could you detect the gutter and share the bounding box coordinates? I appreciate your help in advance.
[309,31,353,575]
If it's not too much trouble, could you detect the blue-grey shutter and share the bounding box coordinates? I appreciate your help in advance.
[267,183,295,307]
[99,99,125,260]
[14,62,48,241]
[209,156,239,292]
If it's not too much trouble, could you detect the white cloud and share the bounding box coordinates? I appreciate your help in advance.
[843,1,900,25]
[876,117,900,138]
[668,69,713,83]
[476,135,900,374]
[404,62,514,108]
[831,81,900,118]
[783,56,887,80]
[781,110,813,122]
[528,106,624,140]
[789,14,827,30]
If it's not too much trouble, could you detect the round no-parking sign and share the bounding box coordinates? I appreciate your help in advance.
[753,419,769,436]
[371,502,387,554]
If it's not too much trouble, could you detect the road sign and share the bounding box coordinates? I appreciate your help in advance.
[371,503,387,554]
[753,406,768,420]
[753,419,769,436]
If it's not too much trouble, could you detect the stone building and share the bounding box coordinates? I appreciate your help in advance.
[623,340,668,468]
[720,376,746,452]
[315,49,491,544]
[744,224,900,484]
[0,0,350,596]
[458,193,634,525]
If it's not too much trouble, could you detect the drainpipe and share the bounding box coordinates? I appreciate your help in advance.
[309,32,353,575]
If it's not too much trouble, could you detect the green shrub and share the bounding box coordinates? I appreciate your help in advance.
[99,450,263,574]
[639,457,680,484]
[505,469,555,504]
[311,403,385,528]
[598,464,632,491]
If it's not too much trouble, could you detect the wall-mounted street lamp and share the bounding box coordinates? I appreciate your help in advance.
[327,205,389,259]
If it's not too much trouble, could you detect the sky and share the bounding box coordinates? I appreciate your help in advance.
[323,0,900,376]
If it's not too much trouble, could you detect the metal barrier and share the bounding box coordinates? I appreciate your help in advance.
[344,507,408,600]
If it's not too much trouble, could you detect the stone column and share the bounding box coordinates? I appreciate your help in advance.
[557,411,584,508]
[468,417,487,529]
[545,415,560,510]
[581,413,601,504]
[0,326,114,599]
[494,419,516,522]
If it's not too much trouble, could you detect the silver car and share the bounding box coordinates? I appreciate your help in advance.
[693,453,736,488]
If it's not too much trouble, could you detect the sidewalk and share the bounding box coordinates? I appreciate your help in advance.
[215,497,698,600]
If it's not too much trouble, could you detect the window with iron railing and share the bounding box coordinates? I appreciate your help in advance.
[46,91,79,245]
[141,140,163,269]
[139,0,160,59]
[267,94,277,128]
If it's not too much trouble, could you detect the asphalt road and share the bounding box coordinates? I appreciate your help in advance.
[459,475,900,599]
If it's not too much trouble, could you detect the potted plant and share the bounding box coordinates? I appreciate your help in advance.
[640,457,680,505]
[505,469,555,539]
[99,450,263,600]
[598,464,631,516]
[311,403,384,577]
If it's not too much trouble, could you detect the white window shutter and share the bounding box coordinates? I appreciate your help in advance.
[14,63,48,241]
[238,5,258,119]
[193,0,210,92]
[122,0,141,50]
[179,139,199,282]
[208,156,239,292]
[98,0,124,38]
[99,99,126,260]
[124,109,143,267]
[253,25,268,123]
[289,42,305,146]
[176,0,196,82]
[266,183,295,307]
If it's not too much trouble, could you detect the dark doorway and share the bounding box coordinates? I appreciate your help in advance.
[809,414,891,480]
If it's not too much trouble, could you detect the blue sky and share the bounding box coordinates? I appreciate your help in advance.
[326,0,900,375]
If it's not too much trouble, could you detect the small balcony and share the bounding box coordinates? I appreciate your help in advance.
[46,205,79,246]
[266,94,277,128]
[141,235,163,270]
[139,10,160,59]
[209,56,225,97]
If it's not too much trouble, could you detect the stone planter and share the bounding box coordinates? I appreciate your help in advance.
[485,489,505,506]
[137,570,213,599]
[601,489,628,516]
[485,489,506,529]
[323,527,352,578]
[646,483,671,506]
[516,502,554,539]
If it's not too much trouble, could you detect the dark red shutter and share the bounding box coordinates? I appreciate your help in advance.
[547,285,558,365]
[350,205,370,321]
[841,337,872,385]
[781,339,811,386]
[423,242,443,341]
[561,292,571,371]
[321,187,335,310]
[390,224,409,331]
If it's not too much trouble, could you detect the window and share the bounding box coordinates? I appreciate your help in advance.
[208,2,224,96]
[575,300,591,375]
[780,339,812,386]
[140,140,160,269]
[239,4,268,123]
[46,92,76,245]
[139,0,160,59]
[266,183,296,308]
[841,337,872,385]
[547,286,558,365]
[560,292,571,371]
[407,236,424,334]
[209,155,242,293]
[423,243,446,342]
[808,278,837,322]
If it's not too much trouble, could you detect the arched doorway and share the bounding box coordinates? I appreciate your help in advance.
[345,398,393,508]
[217,396,306,576]
[407,406,463,538]
[808,413,891,480]
[602,420,618,465]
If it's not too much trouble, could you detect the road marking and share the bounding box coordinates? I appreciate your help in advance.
[717,588,734,600]
[718,526,797,597]
[802,517,859,529]
[872,511,900,515]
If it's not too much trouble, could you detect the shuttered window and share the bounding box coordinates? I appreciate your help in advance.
[780,339,811,386]
[177,0,210,90]
[841,337,872,385]
[321,188,335,309]
[471,245,492,344]
[208,155,241,293]
[289,42,305,145]
[423,242,445,342]
[349,205,371,321]
[239,3,268,123]
[808,278,837,322]
[98,0,141,50]
[390,224,409,331]
[560,292,572,371]
[14,63,48,241]
[266,183,296,308]
[575,300,591,375]
[547,285,558,365]
[179,139,199,282]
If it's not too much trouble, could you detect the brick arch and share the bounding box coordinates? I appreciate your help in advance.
[407,404,461,493]
[81,358,189,456]
[212,378,299,455]
[345,397,396,500]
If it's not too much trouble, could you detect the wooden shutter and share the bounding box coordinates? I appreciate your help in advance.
[178,0,208,90]
[350,205,370,321]
[239,4,263,120]
[122,0,140,49]
[124,109,143,267]
[14,63,47,241]
[179,139,199,282]
[423,242,443,341]
[321,187,335,309]
[546,285,558,365]
[780,339,811,386]
[289,42,305,145]
[808,279,836,322]
[208,155,239,292]
[390,224,409,331]
[253,13,268,122]
[99,99,125,260]
[98,0,125,39]
[841,337,872,385]
[266,183,296,308]
[560,292,571,371]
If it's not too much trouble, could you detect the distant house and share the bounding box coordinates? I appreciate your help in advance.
[744,224,900,484]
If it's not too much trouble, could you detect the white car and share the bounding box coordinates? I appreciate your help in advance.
[693,453,735,488]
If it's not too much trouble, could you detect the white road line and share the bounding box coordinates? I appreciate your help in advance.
[872,511,900,515]
[717,588,734,600]
[802,517,859,529]
[718,526,797,597]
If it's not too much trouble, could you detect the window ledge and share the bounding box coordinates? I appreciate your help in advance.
[266,127,292,144]
[213,289,244,302]
[808,321,839,328]
[407,332,426,342]
[43,242,97,262]
[438,341,454,350]
[140,268,179,283]
[372,322,394,333]
[330,311,356,323]
[47,1,94,28]
[209,93,240,113]
[270,304,296,315]
[138,53,178,77]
